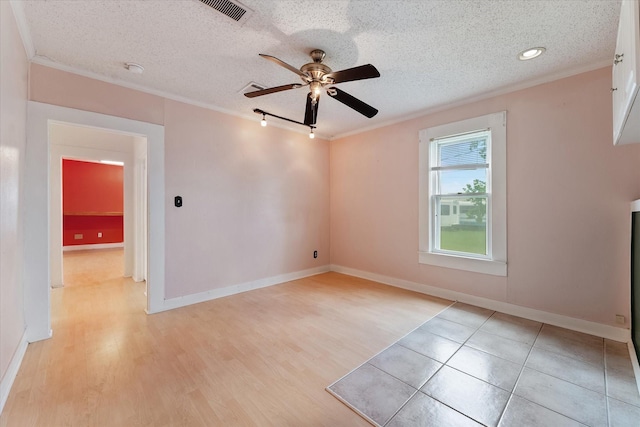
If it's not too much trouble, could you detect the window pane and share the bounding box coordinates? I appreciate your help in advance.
[437,196,487,256]
[437,168,487,195]
[438,135,487,167]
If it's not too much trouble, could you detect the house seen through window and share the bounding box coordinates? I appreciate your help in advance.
[431,131,489,257]
[418,111,507,276]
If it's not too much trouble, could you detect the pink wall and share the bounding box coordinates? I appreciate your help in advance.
[164,100,329,297]
[0,1,28,385]
[29,65,330,300]
[30,64,164,125]
[331,67,640,327]
[27,60,640,327]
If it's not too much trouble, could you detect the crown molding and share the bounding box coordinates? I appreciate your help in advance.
[330,59,612,141]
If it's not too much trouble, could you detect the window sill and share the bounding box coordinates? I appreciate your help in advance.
[418,251,507,276]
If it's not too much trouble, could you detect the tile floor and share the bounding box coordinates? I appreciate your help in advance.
[327,303,640,427]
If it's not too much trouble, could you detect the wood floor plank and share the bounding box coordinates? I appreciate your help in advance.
[1,250,450,426]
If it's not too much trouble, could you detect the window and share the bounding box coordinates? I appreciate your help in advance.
[419,111,507,276]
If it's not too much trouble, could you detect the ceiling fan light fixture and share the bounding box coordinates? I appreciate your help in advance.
[518,47,546,61]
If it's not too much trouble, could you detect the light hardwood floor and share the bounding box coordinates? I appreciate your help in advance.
[1,250,451,426]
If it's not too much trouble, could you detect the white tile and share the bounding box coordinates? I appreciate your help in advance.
[369,344,442,388]
[447,345,522,391]
[436,303,494,329]
[387,392,482,427]
[608,397,640,427]
[605,339,636,376]
[479,312,542,345]
[534,324,603,367]
[418,317,476,343]
[422,366,510,427]
[514,368,607,426]
[466,330,532,365]
[328,363,416,426]
[499,395,586,427]
[606,367,640,407]
[526,346,605,394]
[398,328,461,363]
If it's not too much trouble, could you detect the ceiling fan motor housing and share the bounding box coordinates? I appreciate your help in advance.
[246,48,380,126]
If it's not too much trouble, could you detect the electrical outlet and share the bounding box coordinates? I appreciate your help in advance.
[74,234,83,240]
[313,250,318,259]
[98,232,102,238]
[615,314,625,324]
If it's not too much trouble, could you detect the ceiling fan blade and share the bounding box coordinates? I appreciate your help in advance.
[324,64,380,84]
[259,54,309,79]
[304,93,319,126]
[327,87,378,118]
[244,83,303,98]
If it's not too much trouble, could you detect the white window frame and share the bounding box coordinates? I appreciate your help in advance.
[418,111,507,276]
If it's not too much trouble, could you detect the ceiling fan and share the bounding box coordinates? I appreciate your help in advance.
[244,49,380,126]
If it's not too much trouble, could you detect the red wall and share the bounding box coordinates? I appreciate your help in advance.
[62,159,124,246]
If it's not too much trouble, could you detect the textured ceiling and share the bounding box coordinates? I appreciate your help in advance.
[15,0,621,138]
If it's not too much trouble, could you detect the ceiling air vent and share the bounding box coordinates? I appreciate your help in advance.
[199,0,253,24]
[239,81,267,94]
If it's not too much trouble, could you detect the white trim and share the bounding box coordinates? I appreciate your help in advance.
[330,60,611,141]
[419,111,507,276]
[9,0,607,145]
[632,198,640,395]
[330,264,631,343]
[8,1,35,59]
[25,101,165,341]
[628,341,640,397]
[159,266,330,312]
[417,251,507,276]
[0,332,28,415]
[28,56,331,141]
[63,243,124,252]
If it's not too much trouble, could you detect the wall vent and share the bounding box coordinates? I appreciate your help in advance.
[199,0,253,24]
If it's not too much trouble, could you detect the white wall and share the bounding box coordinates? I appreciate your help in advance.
[0,0,28,410]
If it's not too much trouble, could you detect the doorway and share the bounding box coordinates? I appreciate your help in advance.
[24,102,166,343]
[61,158,126,291]
[49,122,144,289]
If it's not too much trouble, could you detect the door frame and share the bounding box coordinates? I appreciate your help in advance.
[24,101,165,342]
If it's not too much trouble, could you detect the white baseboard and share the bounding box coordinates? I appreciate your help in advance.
[153,265,331,313]
[63,242,124,252]
[330,264,631,343]
[0,332,28,415]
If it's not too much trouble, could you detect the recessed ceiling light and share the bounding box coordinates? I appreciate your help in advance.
[518,47,546,61]
[125,62,144,74]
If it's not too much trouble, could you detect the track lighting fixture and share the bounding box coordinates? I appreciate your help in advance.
[253,108,316,137]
